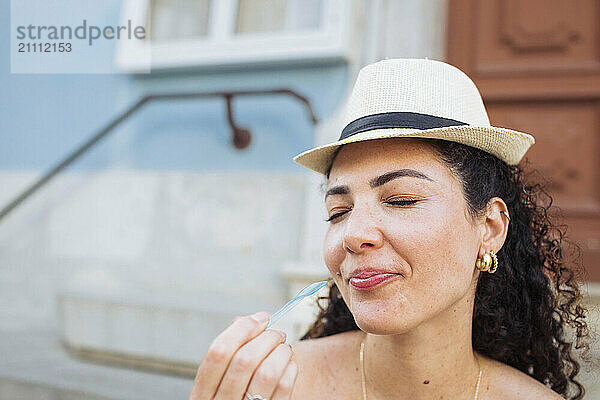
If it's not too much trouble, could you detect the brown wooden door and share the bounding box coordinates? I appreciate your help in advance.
[447,0,600,281]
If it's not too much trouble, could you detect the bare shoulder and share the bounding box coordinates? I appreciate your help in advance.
[289,335,563,399]
[480,354,564,400]
[289,330,362,399]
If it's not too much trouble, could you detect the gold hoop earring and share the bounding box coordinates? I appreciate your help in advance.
[476,251,498,274]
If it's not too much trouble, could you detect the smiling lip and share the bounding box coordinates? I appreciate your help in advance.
[348,271,401,290]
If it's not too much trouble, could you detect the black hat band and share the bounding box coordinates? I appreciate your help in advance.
[339,112,468,141]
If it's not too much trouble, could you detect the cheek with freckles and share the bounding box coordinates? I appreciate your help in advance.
[387,207,478,327]
[323,225,346,276]
[323,227,349,303]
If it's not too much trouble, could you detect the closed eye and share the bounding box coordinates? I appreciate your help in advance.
[325,200,419,222]
[325,209,350,222]
[386,199,419,206]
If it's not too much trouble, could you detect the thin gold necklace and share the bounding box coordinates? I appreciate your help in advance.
[359,334,483,400]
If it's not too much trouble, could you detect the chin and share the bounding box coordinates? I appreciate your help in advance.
[354,317,414,336]
[350,298,416,335]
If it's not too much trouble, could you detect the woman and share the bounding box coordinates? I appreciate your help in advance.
[189,59,590,400]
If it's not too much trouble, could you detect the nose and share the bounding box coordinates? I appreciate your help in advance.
[342,204,384,254]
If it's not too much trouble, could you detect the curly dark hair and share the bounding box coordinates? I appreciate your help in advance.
[300,138,592,399]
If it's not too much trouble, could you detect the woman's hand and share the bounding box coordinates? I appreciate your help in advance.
[189,312,298,400]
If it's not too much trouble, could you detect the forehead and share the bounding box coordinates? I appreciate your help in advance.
[327,138,452,185]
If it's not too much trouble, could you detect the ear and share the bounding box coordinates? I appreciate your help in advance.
[478,197,510,257]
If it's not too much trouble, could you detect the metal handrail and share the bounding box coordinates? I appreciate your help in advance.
[0,89,318,222]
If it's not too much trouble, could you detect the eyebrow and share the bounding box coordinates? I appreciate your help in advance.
[324,169,434,200]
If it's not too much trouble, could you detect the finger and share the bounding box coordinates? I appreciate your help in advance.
[190,312,269,400]
[246,343,293,398]
[271,360,298,400]
[213,329,286,399]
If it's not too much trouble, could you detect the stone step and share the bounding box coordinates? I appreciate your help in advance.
[0,329,193,400]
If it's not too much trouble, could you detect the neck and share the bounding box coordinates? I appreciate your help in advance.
[361,291,482,399]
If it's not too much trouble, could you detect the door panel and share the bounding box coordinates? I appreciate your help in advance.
[447,0,600,281]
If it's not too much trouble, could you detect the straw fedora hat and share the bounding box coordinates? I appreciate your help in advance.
[293,58,535,175]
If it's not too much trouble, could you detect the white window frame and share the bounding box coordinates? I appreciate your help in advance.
[115,0,353,73]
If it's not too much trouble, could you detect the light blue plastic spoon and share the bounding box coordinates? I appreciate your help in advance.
[267,280,330,329]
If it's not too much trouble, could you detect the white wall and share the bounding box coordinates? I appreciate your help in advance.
[0,171,304,361]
